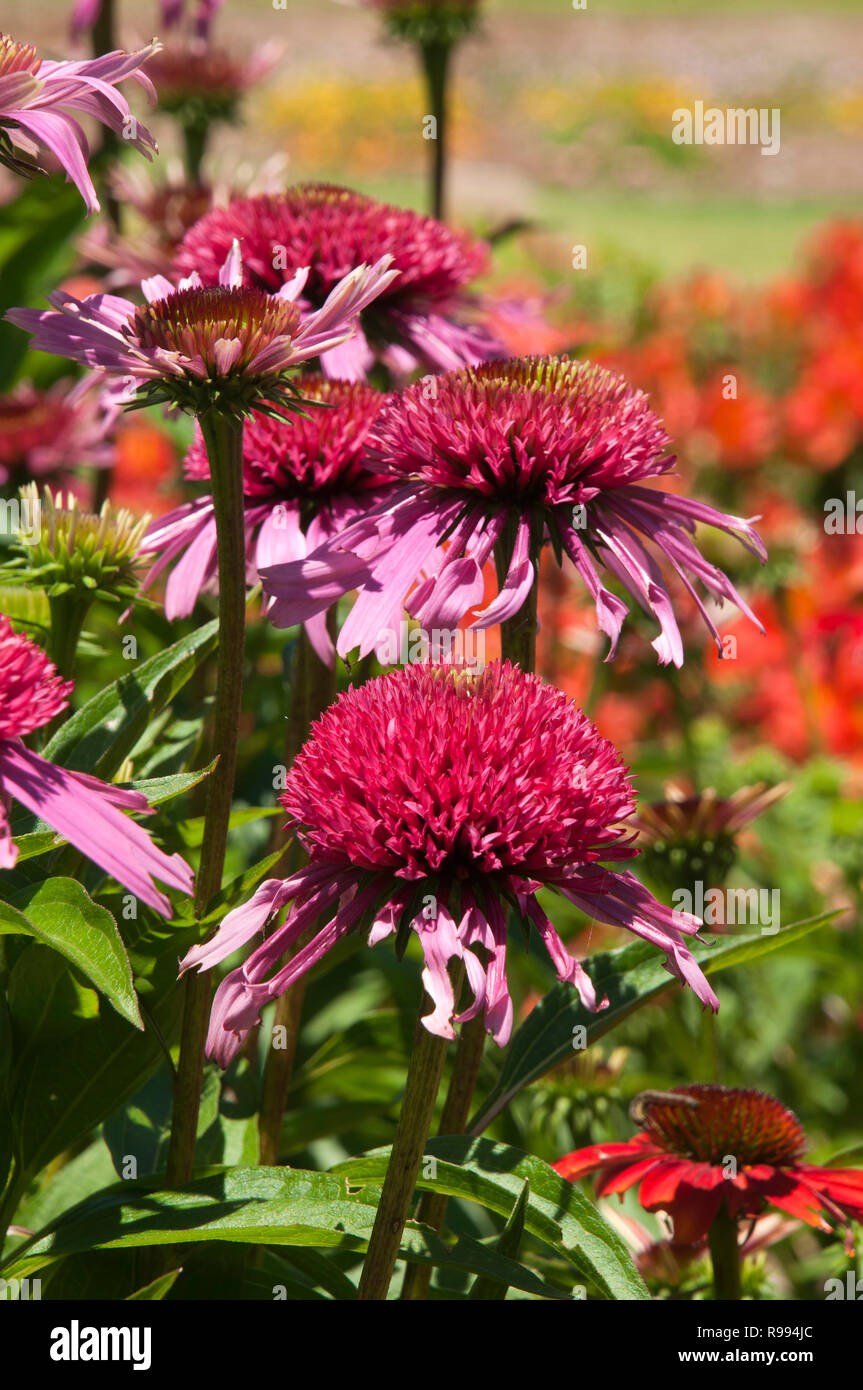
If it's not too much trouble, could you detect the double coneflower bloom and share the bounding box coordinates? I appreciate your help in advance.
[262,356,766,667]
[180,660,717,1068]
[0,616,193,915]
[174,182,504,379]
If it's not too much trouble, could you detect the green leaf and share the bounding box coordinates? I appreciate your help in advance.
[0,879,141,1028]
[126,1269,183,1300]
[5,915,196,1193]
[469,1178,530,1300]
[469,913,837,1134]
[128,763,216,807]
[332,1137,648,1300]
[43,620,218,780]
[2,1167,566,1299]
[6,831,61,864]
[823,1142,863,1168]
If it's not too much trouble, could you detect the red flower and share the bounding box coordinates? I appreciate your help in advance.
[555,1084,863,1248]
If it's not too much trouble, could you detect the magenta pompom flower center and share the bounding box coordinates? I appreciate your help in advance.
[368,356,673,505]
[0,615,72,739]
[282,661,635,883]
[183,375,385,503]
[176,182,488,308]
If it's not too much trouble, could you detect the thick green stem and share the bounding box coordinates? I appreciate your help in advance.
[258,626,336,1165]
[182,122,208,186]
[165,410,246,1188]
[494,532,538,672]
[400,1010,486,1300]
[357,999,451,1300]
[46,594,89,683]
[708,1202,742,1300]
[420,41,451,222]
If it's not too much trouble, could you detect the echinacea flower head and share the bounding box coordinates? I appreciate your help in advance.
[182,659,717,1068]
[174,183,503,380]
[0,615,193,913]
[5,242,398,420]
[0,378,116,485]
[142,41,272,126]
[0,34,159,214]
[625,781,790,894]
[261,355,768,667]
[555,1084,863,1249]
[138,375,389,662]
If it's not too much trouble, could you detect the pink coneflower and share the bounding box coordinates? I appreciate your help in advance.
[138,376,389,661]
[6,242,398,419]
[261,356,767,667]
[174,183,504,380]
[0,615,193,915]
[0,33,159,214]
[555,1085,863,1251]
[0,377,116,485]
[181,660,717,1068]
[142,41,273,122]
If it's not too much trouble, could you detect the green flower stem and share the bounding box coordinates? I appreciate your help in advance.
[708,1202,742,1300]
[400,1009,486,1300]
[182,121,208,186]
[165,409,246,1188]
[494,531,538,673]
[258,625,337,1166]
[46,594,89,682]
[420,40,451,222]
[357,996,452,1300]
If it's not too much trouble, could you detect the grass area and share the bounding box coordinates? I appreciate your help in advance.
[532,188,863,280]
[339,173,860,281]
